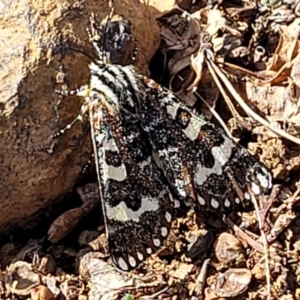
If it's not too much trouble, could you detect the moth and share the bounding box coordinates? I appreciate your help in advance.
[56,14,178,271]
[90,94,176,271]
[84,15,272,211]
[55,12,272,271]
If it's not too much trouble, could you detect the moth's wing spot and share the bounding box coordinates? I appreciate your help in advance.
[153,238,161,247]
[197,195,206,206]
[137,252,144,261]
[235,197,240,204]
[211,137,233,166]
[118,257,129,271]
[174,199,181,208]
[257,169,271,189]
[224,198,231,207]
[168,192,174,203]
[165,211,172,223]
[211,198,219,209]
[244,192,250,200]
[102,146,127,183]
[128,255,137,268]
[161,227,168,237]
[251,182,261,195]
[146,247,152,254]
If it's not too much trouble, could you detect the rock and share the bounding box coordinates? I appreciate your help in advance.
[0,0,160,233]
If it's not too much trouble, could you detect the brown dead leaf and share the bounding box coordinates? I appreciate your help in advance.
[48,183,99,243]
[214,232,245,266]
[199,8,243,39]
[290,52,300,88]
[267,210,296,243]
[207,268,252,298]
[267,25,299,71]
[5,261,40,296]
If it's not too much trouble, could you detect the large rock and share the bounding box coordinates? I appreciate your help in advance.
[0,0,160,233]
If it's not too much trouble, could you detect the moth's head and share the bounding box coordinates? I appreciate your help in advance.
[87,14,136,66]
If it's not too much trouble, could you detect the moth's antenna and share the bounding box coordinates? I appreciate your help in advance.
[101,0,115,63]
[68,47,98,64]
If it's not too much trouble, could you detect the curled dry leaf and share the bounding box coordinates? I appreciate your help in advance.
[157,14,201,106]
[266,25,299,71]
[79,252,169,300]
[267,210,296,243]
[208,268,252,298]
[5,261,40,296]
[14,239,44,262]
[156,13,219,113]
[242,22,300,176]
[265,192,299,243]
[48,183,99,243]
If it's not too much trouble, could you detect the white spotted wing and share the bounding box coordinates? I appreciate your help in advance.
[89,93,175,271]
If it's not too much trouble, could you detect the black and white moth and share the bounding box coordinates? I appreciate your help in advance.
[55,13,272,271]
[90,92,177,271]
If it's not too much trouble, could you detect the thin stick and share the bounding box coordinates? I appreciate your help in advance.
[205,60,253,132]
[208,57,300,145]
[195,91,233,139]
[250,191,271,300]
[177,75,233,138]
[206,60,241,120]
[195,258,211,299]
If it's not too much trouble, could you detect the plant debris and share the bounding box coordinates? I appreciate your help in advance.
[2,0,300,299]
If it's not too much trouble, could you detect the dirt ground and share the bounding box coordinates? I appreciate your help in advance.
[1,0,300,299]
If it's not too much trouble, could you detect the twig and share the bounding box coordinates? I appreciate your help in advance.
[195,258,210,299]
[224,216,264,253]
[206,60,243,121]
[207,57,300,145]
[195,91,233,139]
[260,185,281,228]
[139,286,169,299]
[206,59,253,132]
[249,190,271,300]
[177,75,233,138]
[221,62,258,78]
